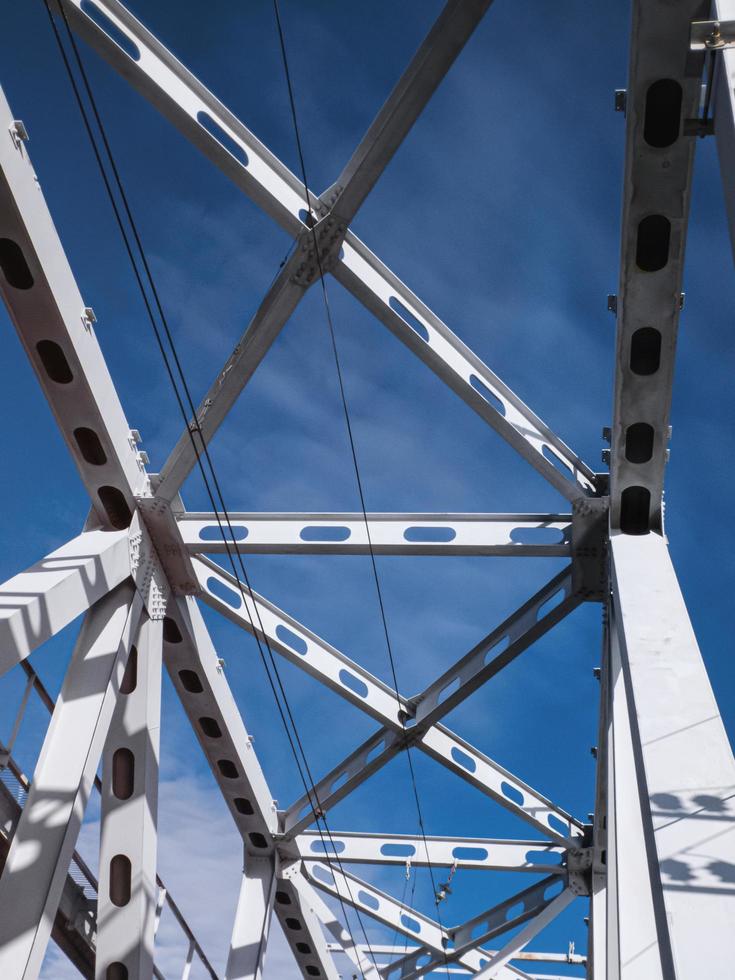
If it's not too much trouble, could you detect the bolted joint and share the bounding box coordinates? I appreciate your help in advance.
[290,213,348,287]
[566,845,593,896]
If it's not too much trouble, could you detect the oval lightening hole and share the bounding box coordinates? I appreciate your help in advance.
[450,746,477,773]
[509,526,564,545]
[275,624,308,656]
[80,1,141,60]
[625,422,654,464]
[537,588,565,620]
[218,759,238,779]
[120,646,137,695]
[295,942,311,954]
[620,486,651,535]
[0,238,34,289]
[547,813,570,836]
[400,914,421,934]
[248,832,268,849]
[98,486,132,531]
[178,669,203,693]
[305,968,320,977]
[469,374,505,416]
[298,209,317,228]
[199,716,222,739]
[312,864,335,885]
[644,79,682,148]
[163,618,182,643]
[36,340,73,384]
[452,846,488,861]
[403,526,456,543]
[388,296,430,342]
[358,890,380,911]
[285,918,302,931]
[206,575,242,609]
[234,797,254,815]
[310,839,345,854]
[109,854,132,907]
[525,849,563,866]
[338,669,369,699]
[112,748,134,800]
[199,524,247,541]
[197,111,248,165]
[636,215,670,272]
[500,781,524,806]
[299,525,351,542]
[106,964,128,980]
[276,890,292,905]
[630,327,661,376]
[73,427,107,466]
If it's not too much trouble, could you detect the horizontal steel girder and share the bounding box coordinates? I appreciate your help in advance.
[177,512,572,556]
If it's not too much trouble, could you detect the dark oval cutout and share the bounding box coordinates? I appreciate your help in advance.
[112,748,134,800]
[509,526,565,545]
[73,426,107,466]
[198,523,248,541]
[107,963,128,980]
[178,669,203,694]
[120,646,137,695]
[644,79,682,148]
[80,1,141,61]
[163,618,183,643]
[0,238,34,289]
[636,215,671,272]
[389,296,430,342]
[403,525,456,543]
[218,759,238,779]
[249,832,268,849]
[625,422,655,464]
[299,525,351,542]
[36,340,73,384]
[298,208,317,228]
[305,968,321,977]
[295,942,312,954]
[197,111,248,165]
[199,716,222,739]
[469,374,505,416]
[98,486,132,530]
[109,854,132,907]
[630,327,661,376]
[275,890,292,905]
[620,485,651,535]
[285,917,302,931]
[234,797,254,815]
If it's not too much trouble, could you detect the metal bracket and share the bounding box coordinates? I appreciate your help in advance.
[566,846,593,897]
[290,214,347,287]
[571,497,608,602]
[136,487,199,594]
[8,119,28,150]
[690,19,735,50]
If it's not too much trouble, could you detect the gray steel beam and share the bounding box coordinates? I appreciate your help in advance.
[178,512,572,557]
[609,0,705,531]
[225,854,277,980]
[0,528,130,677]
[0,582,141,979]
[283,832,565,874]
[608,531,735,978]
[96,613,162,980]
[273,867,341,980]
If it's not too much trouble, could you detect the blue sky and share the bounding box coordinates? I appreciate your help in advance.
[1,1,734,977]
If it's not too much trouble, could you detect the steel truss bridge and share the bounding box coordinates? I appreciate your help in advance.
[0,1,734,978]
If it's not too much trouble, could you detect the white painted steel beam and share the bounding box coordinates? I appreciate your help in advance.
[343,945,586,966]
[0,582,141,979]
[179,513,572,557]
[59,0,596,504]
[96,613,162,980]
[273,869,341,980]
[609,532,735,978]
[715,0,735,263]
[0,83,147,528]
[164,595,279,851]
[284,832,565,874]
[196,557,581,841]
[286,869,380,980]
[225,855,277,980]
[0,528,130,677]
[609,0,705,531]
[322,0,492,221]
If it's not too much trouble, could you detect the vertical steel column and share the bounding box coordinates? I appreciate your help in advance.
[0,581,140,979]
[96,613,163,980]
[225,854,277,980]
[609,532,735,977]
[714,0,735,262]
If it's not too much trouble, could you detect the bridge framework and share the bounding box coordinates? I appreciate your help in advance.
[0,1,734,978]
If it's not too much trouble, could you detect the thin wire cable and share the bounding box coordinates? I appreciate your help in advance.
[43,1,378,968]
[271,2,451,972]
